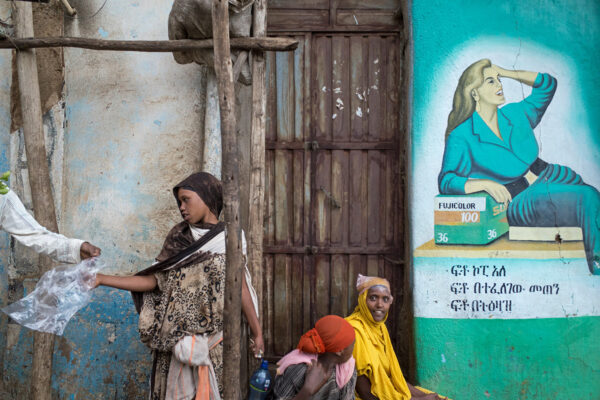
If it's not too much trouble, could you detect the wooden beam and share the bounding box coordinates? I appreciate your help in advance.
[248,0,266,355]
[211,0,243,398]
[0,36,298,52]
[12,2,58,400]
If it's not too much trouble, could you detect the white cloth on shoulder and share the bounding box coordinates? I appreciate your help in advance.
[166,332,223,400]
[189,226,259,317]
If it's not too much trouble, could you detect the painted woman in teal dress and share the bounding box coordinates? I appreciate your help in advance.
[438,59,600,274]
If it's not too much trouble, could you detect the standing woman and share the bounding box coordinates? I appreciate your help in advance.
[346,274,447,400]
[439,59,600,273]
[95,172,263,399]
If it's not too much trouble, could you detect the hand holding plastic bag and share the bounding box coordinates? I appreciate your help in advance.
[2,257,106,335]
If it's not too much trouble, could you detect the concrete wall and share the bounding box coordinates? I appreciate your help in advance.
[0,0,253,398]
[410,0,600,398]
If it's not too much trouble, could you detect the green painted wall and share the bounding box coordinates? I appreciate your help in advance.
[410,1,600,398]
[415,316,600,399]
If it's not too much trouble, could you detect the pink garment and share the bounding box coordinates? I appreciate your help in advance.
[276,349,355,389]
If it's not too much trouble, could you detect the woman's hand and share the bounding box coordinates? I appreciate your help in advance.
[356,375,379,400]
[465,179,512,205]
[80,242,101,260]
[491,64,537,86]
[250,333,265,358]
[491,64,510,77]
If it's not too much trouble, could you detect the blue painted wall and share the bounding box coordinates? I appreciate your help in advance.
[0,0,210,397]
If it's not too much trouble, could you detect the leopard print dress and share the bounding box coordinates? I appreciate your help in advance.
[138,251,227,400]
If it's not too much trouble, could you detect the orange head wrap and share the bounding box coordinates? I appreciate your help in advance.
[297,315,355,354]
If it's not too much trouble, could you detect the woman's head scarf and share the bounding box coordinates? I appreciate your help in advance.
[297,315,355,354]
[356,274,391,296]
[276,315,356,389]
[153,172,223,263]
[345,274,411,399]
[173,172,223,218]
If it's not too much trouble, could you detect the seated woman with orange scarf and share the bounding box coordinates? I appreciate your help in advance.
[346,275,448,400]
[268,315,357,400]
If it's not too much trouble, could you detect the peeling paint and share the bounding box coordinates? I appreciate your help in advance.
[98,27,109,38]
[0,0,209,396]
[56,337,73,363]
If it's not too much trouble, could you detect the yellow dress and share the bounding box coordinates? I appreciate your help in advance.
[345,290,412,400]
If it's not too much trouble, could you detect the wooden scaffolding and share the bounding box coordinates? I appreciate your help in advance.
[2,0,296,398]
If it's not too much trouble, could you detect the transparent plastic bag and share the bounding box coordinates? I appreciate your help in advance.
[2,257,106,335]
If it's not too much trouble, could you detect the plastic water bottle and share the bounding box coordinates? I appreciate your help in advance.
[248,359,271,400]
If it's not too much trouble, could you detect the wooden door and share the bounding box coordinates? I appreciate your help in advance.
[263,0,409,368]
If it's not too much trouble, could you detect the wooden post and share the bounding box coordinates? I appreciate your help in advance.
[12,2,58,400]
[248,0,266,349]
[211,0,243,398]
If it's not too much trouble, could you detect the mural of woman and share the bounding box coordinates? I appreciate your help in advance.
[438,59,600,274]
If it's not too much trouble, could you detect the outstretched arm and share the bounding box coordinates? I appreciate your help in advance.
[493,65,538,86]
[1,190,98,264]
[95,273,157,292]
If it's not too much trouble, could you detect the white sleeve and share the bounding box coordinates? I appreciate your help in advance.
[241,229,259,316]
[241,229,247,255]
[0,190,83,264]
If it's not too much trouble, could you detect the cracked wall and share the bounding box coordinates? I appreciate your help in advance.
[1,0,252,398]
[409,0,600,398]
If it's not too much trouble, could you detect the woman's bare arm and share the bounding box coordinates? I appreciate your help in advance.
[95,273,157,292]
[242,277,264,354]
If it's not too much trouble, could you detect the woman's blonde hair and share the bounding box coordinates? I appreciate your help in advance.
[445,58,491,139]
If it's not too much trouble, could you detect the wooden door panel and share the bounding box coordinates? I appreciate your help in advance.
[264,33,403,358]
[330,150,349,246]
[312,149,397,249]
[332,36,351,142]
[273,254,292,355]
[267,0,402,32]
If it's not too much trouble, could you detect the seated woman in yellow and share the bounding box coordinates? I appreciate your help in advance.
[346,274,447,400]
